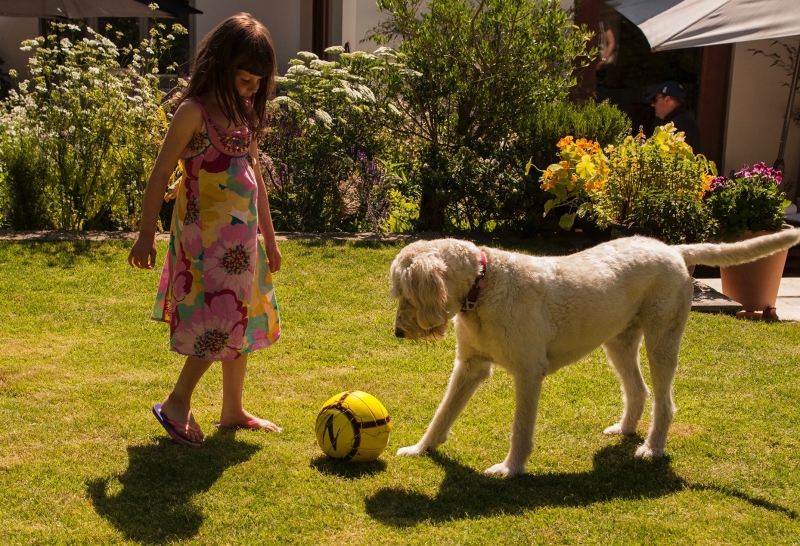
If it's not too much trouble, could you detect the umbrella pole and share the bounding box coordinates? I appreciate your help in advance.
[774,39,800,172]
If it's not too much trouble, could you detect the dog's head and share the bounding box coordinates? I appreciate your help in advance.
[390,241,451,341]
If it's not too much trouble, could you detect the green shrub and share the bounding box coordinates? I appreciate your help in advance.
[0,133,53,230]
[522,100,631,179]
[629,189,713,244]
[368,0,596,232]
[510,100,631,232]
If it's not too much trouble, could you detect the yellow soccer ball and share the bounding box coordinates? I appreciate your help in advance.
[315,390,391,462]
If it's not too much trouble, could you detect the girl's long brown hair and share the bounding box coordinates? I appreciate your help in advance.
[179,13,277,133]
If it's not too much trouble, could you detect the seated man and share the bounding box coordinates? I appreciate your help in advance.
[647,81,701,152]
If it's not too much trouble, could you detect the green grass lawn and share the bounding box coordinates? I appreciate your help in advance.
[0,238,798,545]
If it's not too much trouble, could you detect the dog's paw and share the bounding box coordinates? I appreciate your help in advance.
[603,423,636,436]
[634,444,665,458]
[484,462,523,478]
[396,443,430,457]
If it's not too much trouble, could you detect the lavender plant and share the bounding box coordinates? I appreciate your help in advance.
[368,0,595,232]
[260,48,407,232]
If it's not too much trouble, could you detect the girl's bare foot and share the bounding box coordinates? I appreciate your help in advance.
[160,397,204,444]
[218,409,282,432]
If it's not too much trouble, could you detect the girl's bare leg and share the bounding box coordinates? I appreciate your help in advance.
[160,356,213,443]
[219,354,281,432]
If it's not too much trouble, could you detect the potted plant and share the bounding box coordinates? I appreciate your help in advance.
[705,163,792,319]
[535,123,717,244]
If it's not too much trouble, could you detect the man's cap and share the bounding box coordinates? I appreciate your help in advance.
[646,81,684,101]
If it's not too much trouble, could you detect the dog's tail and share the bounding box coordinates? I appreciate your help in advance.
[676,228,800,267]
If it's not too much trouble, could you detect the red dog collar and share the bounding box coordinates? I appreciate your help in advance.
[461,251,487,312]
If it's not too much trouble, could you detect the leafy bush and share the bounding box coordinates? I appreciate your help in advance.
[592,125,715,232]
[368,0,596,232]
[629,189,713,244]
[260,48,407,232]
[0,19,181,231]
[482,100,630,233]
[0,132,53,230]
[538,123,717,242]
[523,100,631,178]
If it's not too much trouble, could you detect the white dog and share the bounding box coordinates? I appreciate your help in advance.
[390,229,800,477]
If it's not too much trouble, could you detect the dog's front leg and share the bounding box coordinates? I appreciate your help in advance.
[485,366,545,478]
[397,356,492,457]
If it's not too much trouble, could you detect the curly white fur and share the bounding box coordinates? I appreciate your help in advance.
[390,229,800,478]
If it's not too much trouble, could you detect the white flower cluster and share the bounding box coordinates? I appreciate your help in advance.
[0,19,183,230]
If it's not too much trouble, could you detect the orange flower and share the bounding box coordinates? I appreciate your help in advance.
[556,135,574,149]
[574,138,600,154]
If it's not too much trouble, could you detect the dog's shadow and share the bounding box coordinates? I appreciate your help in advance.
[365,437,796,527]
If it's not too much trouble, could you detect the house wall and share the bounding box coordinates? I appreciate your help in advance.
[194,0,313,74]
[725,39,800,202]
[0,17,40,80]
[341,0,386,51]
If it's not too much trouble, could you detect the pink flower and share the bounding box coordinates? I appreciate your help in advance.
[234,159,258,193]
[172,290,248,360]
[172,246,193,302]
[183,157,202,180]
[204,222,257,296]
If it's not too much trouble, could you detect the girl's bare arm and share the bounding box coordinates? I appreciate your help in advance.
[251,139,281,273]
[128,102,203,269]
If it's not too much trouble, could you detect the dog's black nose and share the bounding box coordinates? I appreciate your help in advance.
[395,328,405,338]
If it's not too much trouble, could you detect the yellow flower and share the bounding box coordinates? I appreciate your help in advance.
[702,173,714,192]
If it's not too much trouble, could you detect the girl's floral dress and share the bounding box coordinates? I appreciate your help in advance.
[152,97,280,361]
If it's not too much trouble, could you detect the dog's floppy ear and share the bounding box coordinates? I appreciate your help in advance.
[399,250,448,330]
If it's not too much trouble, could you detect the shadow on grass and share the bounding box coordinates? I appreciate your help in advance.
[0,240,122,268]
[365,437,796,527]
[310,454,388,478]
[285,232,603,256]
[87,430,259,544]
[292,238,405,251]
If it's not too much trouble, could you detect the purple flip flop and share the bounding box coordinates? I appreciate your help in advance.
[152,404,203,448]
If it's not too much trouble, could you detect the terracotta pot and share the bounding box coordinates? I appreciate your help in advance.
[719,227,790,316]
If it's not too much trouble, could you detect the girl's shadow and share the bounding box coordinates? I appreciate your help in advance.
[87,429,258,544]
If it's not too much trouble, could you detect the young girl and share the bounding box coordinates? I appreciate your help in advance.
[128,13,282,447]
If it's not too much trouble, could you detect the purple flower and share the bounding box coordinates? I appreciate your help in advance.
[734,164,753,179]
[709,176,728,190]
[732,162,782,186]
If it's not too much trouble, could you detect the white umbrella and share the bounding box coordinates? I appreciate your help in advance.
[0,0,200,18]
[606,0,800,51]
[607,0,800,170]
